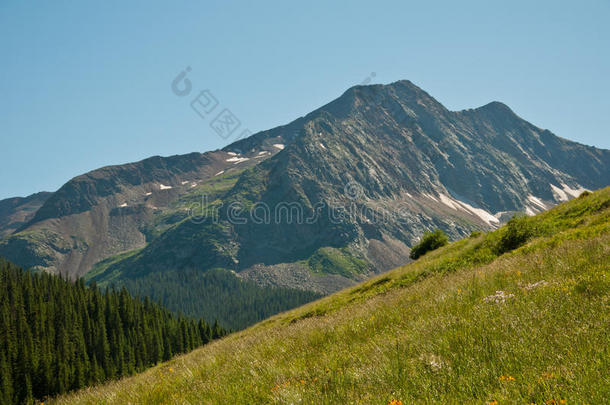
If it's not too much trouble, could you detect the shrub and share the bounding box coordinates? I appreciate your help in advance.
[409,229,449,260]
[495,214,535,254]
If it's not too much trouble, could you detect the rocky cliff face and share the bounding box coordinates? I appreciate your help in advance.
[1,80,608,298]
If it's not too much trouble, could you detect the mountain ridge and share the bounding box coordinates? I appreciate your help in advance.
[1,80,608,328]
[0,191,52,238]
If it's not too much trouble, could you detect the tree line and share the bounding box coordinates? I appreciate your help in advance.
[117,267,323,331]
[0,259,225,404]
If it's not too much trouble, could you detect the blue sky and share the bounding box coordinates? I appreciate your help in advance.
[1,0,608,199]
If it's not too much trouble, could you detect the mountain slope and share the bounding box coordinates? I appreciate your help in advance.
[0,192,51,238]
[85,81,608,319]
[1,80,608,329]
[0,150,273,277]
[52,187,610,404]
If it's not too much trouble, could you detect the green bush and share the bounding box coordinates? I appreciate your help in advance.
[409,229,449,259]
[495,214,535,254]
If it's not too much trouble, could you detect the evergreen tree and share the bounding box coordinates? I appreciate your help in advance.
[0,259,225,403]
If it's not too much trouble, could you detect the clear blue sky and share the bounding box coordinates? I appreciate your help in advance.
[1,0,608,199]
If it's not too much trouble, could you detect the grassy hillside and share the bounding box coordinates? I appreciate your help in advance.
[53,188,610,404]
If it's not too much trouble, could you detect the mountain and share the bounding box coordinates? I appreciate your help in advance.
[0,192,51,238]
[51,188,610,404]
[1,80,608,328]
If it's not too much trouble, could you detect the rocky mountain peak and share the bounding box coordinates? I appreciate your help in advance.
[0,80,607,300]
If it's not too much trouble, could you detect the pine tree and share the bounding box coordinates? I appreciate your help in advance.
[0,259,225,403]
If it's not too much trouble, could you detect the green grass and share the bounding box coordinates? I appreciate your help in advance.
[53,188,610,404]
[307,246,369,277]
[142,169,244,240]
[84,248,142,282]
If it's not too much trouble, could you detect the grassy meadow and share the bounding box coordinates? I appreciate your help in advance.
[52,188,610,404]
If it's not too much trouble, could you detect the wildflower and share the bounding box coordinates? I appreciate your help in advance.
[271,384,279,392]
[300,379,306,385]
[498,375,515,381]
[487,400,498,405]
[516,271,522,277]
[457,288,462,294]
[169,367,174,373]
[388,400,403,405]
[484,291,515,304]
[420,353,445,371]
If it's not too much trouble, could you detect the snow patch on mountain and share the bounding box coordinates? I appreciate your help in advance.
[436,193,499,226]
[423,193,438,203]
[438,193,459,210]
[550,183,588,201]
[527,195,547,210]
[455,200,499,226]
[226,156,250,164]
[561,183,588,198]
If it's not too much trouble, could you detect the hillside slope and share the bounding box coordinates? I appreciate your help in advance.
[53,187,610,404]
[0,151,269,278]
[2,80,608,329]
[0,192,51,238]
[75,81,609,328]
[0,259,226,404]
